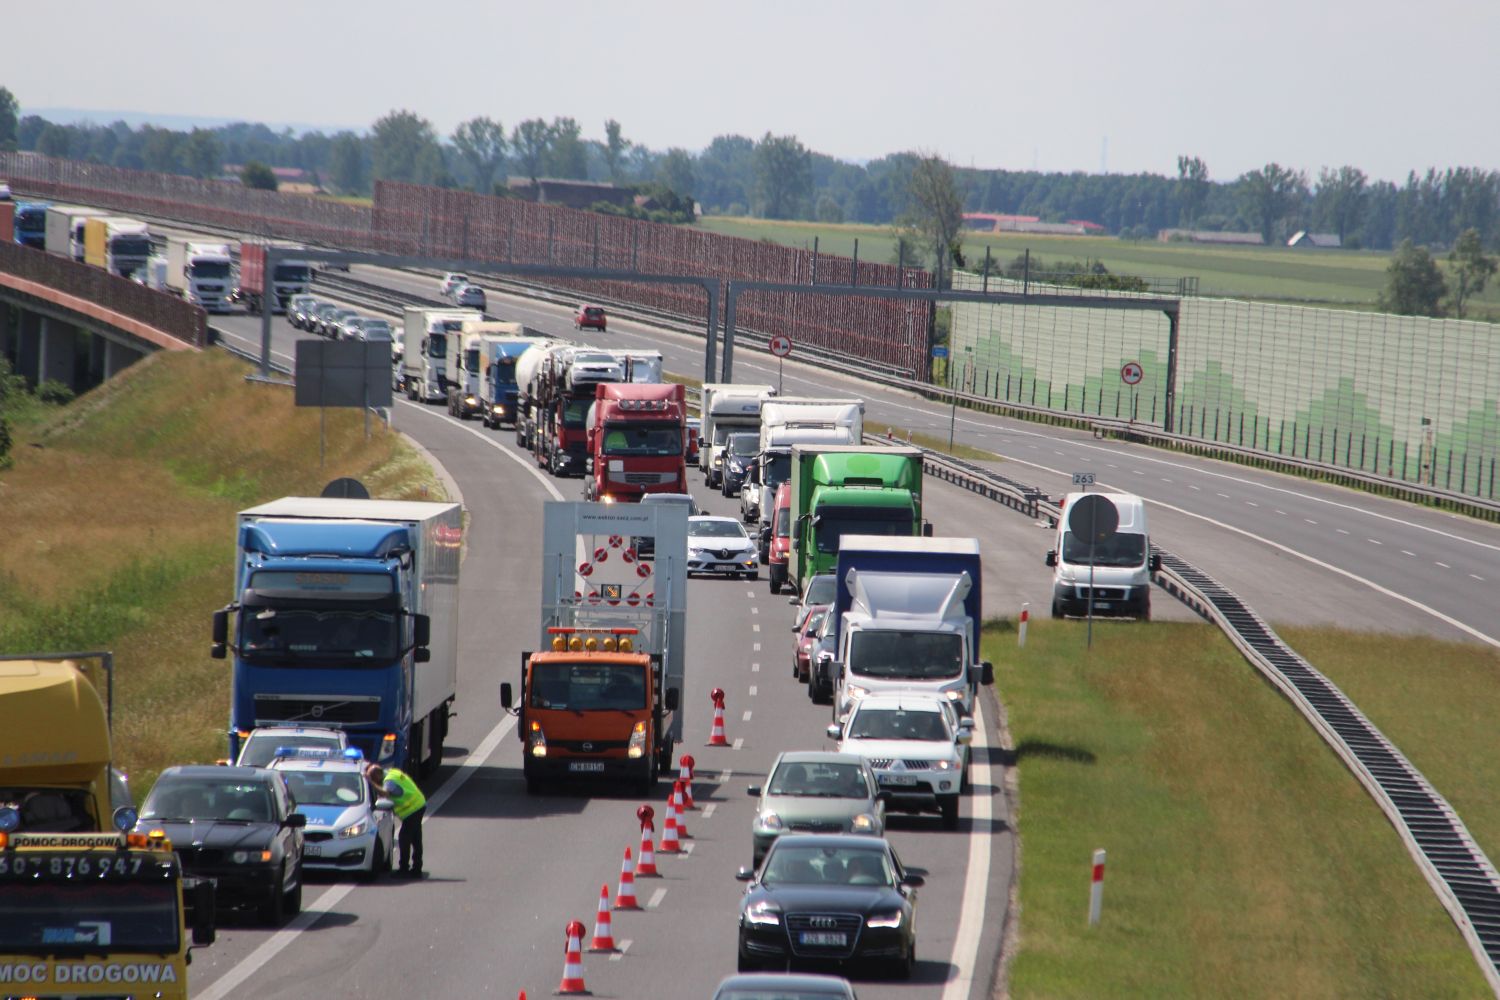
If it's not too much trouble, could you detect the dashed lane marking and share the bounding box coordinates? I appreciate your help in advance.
[717,770,732,783]
[752,663,760,672]
[733,737,745,750]
[749,685,758,696]
[1401,549,1416,556]
[646,888,667,909]
[753,643,761,652]
[610,940,633,961]
[752,623,761,632]
[742,710,753,722]
[1436,562,1450,568]
[703,803,717,819]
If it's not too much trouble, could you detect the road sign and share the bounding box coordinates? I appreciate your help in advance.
[768,334,793,358]
[931,345,949,359]
[1068,493,1118,543]
[1071,472,1096,487]
[1120,361,1143,386]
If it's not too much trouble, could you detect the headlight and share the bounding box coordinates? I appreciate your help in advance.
[689,548,707,559]
[933,759,955,771]
[337,819,369,839]
[944,689,964,701]
[627,720,648,759]
[232,850,272,864]
[529,721,547,757]
[493,405,504,413]
[465,395,477,404]
[745,900,782,926]
[757,812,783,831]
[713,456,723,467]
[851,813,876,832]
[866,910,903,928]
[847,685,870,701]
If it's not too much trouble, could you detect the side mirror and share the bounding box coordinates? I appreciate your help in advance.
[791,518,802,542]
[980,661,994,685]
[413,614,431,648]
[825,723,842,740]
[414,647,431,664]
[373,799,395,812]
[210,610,228,660]
[791,623,801,632]
[665,687,680,712]
[922,521,934,537]
[285,813,307,829]
[735,866,756,882]
[900,874,926,888]
[746,785,762,797]
[1150,553,1162,573]
[190,880,217,946]
[500,682,514,710]
[787,596,799,606]
[956,726,973,745]
[1044,551,1058,567]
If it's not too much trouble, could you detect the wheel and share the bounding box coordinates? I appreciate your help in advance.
[939,797,960,831]
[259,864,287,926]
[1051,599,1064,619]
[523,762,542,796]
[634,755,657,796]
[283,864,303,916]
[736,945,763,973]
[363,835,390,882]
[745,568,757,581]
[1140,594,1152,622]
[888,943,916,980]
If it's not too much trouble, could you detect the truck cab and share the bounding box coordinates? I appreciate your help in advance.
[402,308,480,403]
[84,217,152,277]
[13,201,49,248]
[699,383,775,486]
[447,331,488,420]
[536,348,625,477]
[584,382,687,502]
[789,446,928,591]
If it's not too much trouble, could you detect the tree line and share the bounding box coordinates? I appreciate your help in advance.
[2,86,1497,254]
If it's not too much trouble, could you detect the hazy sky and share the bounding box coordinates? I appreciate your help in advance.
[10,0,1497,183]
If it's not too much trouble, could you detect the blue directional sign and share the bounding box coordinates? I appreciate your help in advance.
[931,345,949,359]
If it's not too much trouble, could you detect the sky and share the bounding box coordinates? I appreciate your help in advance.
[9,0,1498,184]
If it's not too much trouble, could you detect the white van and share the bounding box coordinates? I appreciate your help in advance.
[1045,491,1159,619]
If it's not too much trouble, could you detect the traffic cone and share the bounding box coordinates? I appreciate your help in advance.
[614,846,641,909]
[589,885,618,952]
[671,781,690,839]
[678,756,696,809]
[706,688,730,747]
[555,920,590,995]
[637,821,659,876]
[658,800,682,853]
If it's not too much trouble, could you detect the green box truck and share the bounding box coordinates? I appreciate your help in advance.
[787,445,928,591]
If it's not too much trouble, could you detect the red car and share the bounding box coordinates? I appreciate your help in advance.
[793,605,829,684]
[766,482,792,594]
[574,304,607,331]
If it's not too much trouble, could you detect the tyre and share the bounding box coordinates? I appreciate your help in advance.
[1051,599,1064,619]
[259,865,286,926]
[888,943,916,980]
[736,945,763,974]
[939,796,960,831]
[523,762,542,796]
[1140,594,1152,622]
[283,865,303,916]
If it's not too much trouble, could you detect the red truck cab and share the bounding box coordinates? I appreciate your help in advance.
[585,383,688,502]
[767,482,793,593]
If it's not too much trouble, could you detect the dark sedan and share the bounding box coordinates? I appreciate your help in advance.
[736,835,920,979]
[136,765,306,926]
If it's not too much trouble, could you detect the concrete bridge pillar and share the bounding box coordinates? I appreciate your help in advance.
[103,338,141,380]
[0,301,17,369]
[37,317,80,389]
[16,310,41,385]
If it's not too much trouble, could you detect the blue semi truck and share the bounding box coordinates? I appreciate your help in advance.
[13,201,49,248]
[211,497,462,776]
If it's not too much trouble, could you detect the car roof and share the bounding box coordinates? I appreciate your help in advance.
[774,750,867,767]
[689,515,742,525]
[714,972,854,993]
[641,492,693,504]
[770,833,890,851]
[267,757,365,774]
[851,693,948,713]
[160,765,274,782]
[245,726,346,740]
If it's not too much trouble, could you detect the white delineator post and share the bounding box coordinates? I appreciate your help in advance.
[1018,603,1030,648]
[1088,848,1106,926]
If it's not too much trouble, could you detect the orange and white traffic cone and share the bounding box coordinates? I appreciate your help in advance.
[614,846,641,909]
[589,885,618,952]
[678,755,696,809]
[707,687,730,746]
[671,780,690,839]
[556,920,590,995]
[637,813,659,876]
[658,800,682,853]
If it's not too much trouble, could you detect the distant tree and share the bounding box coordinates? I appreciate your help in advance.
[369,109,441,185]
[894,153,964,288]
[753,133,812,219]
[1313,166,1367,243]
[1175,155,1209,228]
[0,87,20,149]
[35,123,70,158]
[1446,228,1497,319]
[546,117,588,180]
[815,193,844,223]
[1237,162,1307,244]
[511,118,551,186]
[328,131,369,195]
[17,114,46,149]
[603,119,631,183]
[240,161,278,191]
[182,128,222,179]
[655,147,696,198]
[1378,239,1447,317]
[140,127,186,173]
[451,116,507,194]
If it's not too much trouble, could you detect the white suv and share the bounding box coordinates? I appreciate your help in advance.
[828,693,971,830]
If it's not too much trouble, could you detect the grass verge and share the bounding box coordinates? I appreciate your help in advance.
[0,350,446,797]
[992,618,1488,997]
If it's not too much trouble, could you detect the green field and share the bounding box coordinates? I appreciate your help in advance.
[697,216,1500,319]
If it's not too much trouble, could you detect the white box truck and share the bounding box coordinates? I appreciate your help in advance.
[699,383,775,486]
[400,307,482,403]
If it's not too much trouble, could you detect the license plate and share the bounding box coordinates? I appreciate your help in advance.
[880,774,917,786]
[799,931,847,947]
[1093,601,1112,609]
[303,843,322,857]
[568,762,606,773]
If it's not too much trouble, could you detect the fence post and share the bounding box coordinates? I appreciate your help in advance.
[851,238,859,286]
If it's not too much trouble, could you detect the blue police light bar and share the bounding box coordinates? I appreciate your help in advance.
[342,747,365,760]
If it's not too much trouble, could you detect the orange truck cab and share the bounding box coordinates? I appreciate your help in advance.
[501,501,689,795]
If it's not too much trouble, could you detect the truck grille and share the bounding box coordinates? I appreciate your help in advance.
[1076,586,1128,600]
[623,471,673,485]
[550,739,629,752]
[253,695,380,726]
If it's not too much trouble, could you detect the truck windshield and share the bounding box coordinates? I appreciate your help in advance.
[0,788,94,833]
[112,237,151,257]
[563,399,593,427]
[0,881,179,954]
[530,662,646,711]
[465,348,482,373]
[426,333,447,359]
[189,261,231,279]
[274,265,311,282]
[849,631,964,680]
[762,452,791,490]
[712,422,752,446]
[602,423,681,456]
[238,608,399,664]
[812,505,912,554]
[1061,531,1146,568]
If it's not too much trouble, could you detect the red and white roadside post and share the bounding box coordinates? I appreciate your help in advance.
[1088,848,1106,927]
[1018,603,1030,648]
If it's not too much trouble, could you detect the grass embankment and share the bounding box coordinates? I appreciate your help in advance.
[0,350,445,798]
[993,618,1491,997]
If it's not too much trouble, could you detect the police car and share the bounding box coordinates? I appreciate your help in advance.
[267,748,395,877]
[235,726,350,767]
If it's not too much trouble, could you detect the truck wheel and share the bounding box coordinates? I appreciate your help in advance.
[259,865,287,926]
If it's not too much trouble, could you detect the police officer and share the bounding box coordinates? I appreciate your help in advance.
[365,763,426,877]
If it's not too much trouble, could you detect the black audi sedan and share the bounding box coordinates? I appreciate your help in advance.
[735,834,921,979]
[136,765,306,925]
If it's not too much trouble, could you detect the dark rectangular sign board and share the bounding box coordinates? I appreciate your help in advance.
[294,340,394,408]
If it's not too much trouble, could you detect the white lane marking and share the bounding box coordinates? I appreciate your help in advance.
[610,939,633,962]
[1368,538,1382,545]
[745,590,755,598]
[1132,469,1144,475]
[198,714,517,999]
[1246,501,1259,507]
[1306,518,1318,525]
[1275,509,1287,515]
[1337,528,1350,535]
[752,663,760,672]
[718,770,733,784]
[1189,484,1201,490]
[1401,549,1416,556]
[751,606,759,615]
[752,623,761,632]
[940,700,992,1000]
[753,643,761,652]
[703,803,718,819]
[1436,562,1450,569]
[732,737,745,750]
[396,401,565,502]
[749,685,758,696]
[683,842,695,856]
[646,888,668,909]
[1216,492,1230,499]
[1107,463,1118,468]
[742,710,753,722]
[1472,574,1487,581]
[1161,477,1173,483]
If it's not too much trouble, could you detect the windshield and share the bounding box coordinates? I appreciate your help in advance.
[0,882,179,954]
[762,452,791,489]
[238,606,400,664]
[848,708,949,742]
[762,844,894,887]
[768,761,869,798]
[849,631,964,680]
[426,333,447,359]
[712,423,750,446]
[465,348,482,372]
[279,770,365,808]
[363,323,392,341]
[239,735,343,767]
[802,611,827,638]
[1061,530,1147,568]
[189,261,231,279]
[275,264,312,282]
[813,505,912,554]
[0,788,93,833]
[803,575,836,606]
[563,398,592,427]
[112,237,151,257]
[727,434,758,457]
[774,504,790,538]
[604,423,682,456]
[141,777,275,822]
[530,661,646,711]
[690,520,747,539]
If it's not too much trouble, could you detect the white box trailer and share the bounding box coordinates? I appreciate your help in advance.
[699,383,776,484]
[43,205,106,260]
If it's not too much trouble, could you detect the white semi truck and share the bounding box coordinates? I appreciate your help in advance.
[699,383,776,487]
[165,237,234,312]
[43,204,106,261]
[400,307,482,403]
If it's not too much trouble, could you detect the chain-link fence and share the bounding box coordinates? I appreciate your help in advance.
[949,272,1500,499]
